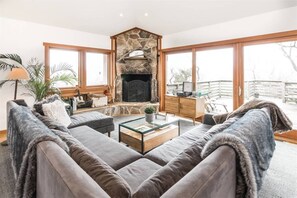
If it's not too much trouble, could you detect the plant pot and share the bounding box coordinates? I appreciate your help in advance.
[145,113,154,123]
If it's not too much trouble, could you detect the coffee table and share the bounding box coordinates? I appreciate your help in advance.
[119,115,180,154]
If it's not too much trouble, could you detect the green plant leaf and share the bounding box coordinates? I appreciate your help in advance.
[0,60,15,71]
[51,62,77,77]
[50,73,77,86]
[0,54,22,64]
[21,58,77,101]
[0,80,9,88]
[144,107,155,114]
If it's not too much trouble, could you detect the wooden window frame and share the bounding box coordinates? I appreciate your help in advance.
[44,42,112,97]
[161,30,297,111]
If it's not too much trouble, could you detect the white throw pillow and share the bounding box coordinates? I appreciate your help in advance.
[42,100,72,127]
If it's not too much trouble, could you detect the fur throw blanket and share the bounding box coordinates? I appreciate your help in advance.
[8,106,68,198]
[213,99,292,132]
[202,109,275,198]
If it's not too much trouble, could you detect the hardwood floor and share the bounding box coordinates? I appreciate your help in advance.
[275,130,297,144]
[0,130,7,143]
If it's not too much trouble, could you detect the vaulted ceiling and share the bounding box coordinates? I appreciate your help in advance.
[0,0,297,36]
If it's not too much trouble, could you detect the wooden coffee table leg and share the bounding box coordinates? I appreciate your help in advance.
[178,120,180,136]
[119,126,121,142]
[141,134,144,154]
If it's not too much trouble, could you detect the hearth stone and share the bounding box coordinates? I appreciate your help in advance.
[74,102,159,117]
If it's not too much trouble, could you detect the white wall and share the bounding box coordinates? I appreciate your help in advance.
[163,6,297,48]
[0,17,110,130]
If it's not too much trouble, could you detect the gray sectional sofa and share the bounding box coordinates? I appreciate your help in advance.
[8,100,237,198]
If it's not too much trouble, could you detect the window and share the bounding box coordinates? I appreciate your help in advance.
[49,49,79,88]
[86,52,108,86]
[44,43,111,92]
[166,52,192,94]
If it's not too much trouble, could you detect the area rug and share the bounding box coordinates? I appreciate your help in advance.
[258,141,297,197]
[0,115,296,198]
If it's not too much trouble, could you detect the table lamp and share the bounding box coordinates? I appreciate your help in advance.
[8,67,30,100]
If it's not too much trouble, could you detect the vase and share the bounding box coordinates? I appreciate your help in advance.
[145,113,154,123]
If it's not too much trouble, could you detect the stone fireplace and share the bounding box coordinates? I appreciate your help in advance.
[111,28,161,102]
[122,74,151,102]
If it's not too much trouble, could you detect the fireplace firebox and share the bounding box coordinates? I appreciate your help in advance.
[122,74,151,102]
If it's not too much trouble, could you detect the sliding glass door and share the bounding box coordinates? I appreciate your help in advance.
[196,47,234,113]
[166,52,192,94]
[244,41,297,128]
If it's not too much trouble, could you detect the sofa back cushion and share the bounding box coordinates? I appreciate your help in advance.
[33,111,71,134]
[133,141,203,198]
[70,143,132,198]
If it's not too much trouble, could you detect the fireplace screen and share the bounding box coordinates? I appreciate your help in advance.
[122,74,151,102]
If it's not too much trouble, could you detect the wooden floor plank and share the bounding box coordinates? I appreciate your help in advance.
[275,130,297,144]
[0,130,7,143]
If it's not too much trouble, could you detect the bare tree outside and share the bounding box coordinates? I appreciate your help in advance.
[171,68,191,83]
[278,41,297,73]
[168,68,175,84]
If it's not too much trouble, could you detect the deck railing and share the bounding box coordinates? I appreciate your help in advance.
[166,80,297,102]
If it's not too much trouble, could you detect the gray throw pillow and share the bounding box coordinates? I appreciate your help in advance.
[70,143,132,198]
[133,142,203,198]
[33,94,61,115]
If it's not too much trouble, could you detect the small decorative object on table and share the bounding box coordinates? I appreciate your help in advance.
[144,106,155,123]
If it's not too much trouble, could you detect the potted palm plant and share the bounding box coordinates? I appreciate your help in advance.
[24,58,77,101]
[144,106,155,123]
[0,54,77,101]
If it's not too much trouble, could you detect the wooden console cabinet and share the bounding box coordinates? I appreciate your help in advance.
[165,95,205,124]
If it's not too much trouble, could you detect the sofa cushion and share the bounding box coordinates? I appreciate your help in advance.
[70,142,132,198]
[117,158,162,193]
[69,111,114,132]
[133,141,203,198]
[145,124,211,166]
[69,126,142,170]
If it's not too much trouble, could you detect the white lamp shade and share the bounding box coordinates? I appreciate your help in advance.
[8,67,30,80]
